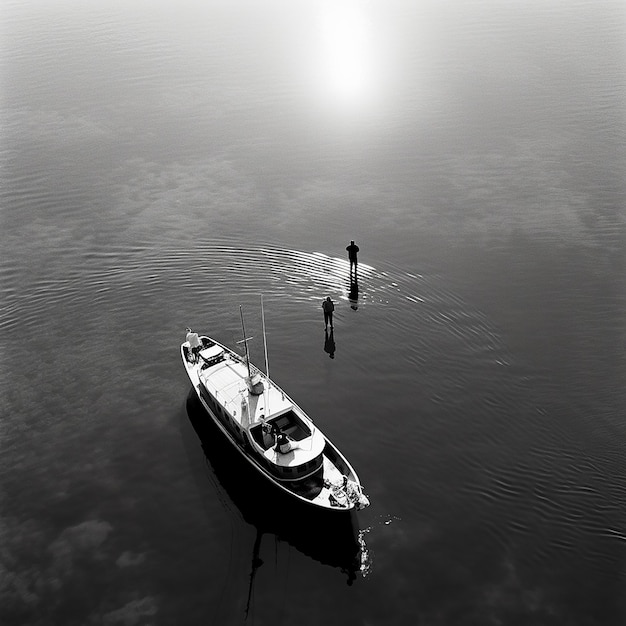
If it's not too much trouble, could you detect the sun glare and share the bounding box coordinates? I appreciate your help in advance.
[315,2,376,108]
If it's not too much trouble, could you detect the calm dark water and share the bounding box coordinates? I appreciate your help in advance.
[1,1,625,625]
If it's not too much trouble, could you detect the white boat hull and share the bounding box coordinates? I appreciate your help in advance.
[181,335,369,512]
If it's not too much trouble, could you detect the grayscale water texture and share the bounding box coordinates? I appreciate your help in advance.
[1,1,624,625]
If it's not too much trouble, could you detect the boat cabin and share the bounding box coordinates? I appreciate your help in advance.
[248,408,325,480]
[192,341,325,481]
[249,410,311,448]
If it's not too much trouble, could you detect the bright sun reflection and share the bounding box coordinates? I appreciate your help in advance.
[315,2,377,109]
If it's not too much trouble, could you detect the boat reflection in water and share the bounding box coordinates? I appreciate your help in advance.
[185,391,369,586]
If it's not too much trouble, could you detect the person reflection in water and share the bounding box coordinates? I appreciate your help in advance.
[324,328,336,359]
[348,276,359,310]
[322,296,334,329]
[346,240,359,277]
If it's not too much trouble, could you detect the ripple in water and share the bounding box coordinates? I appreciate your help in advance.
[2,238,622,588]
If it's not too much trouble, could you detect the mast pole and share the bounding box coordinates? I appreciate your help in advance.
[239,305,252,379]
[261,295,270,416]
[261,295,269,381]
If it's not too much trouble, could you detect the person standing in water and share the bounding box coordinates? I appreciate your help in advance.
[322,296,334,329]
[346,240,359,275]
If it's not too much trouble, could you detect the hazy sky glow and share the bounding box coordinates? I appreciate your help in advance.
[316,2,375,106]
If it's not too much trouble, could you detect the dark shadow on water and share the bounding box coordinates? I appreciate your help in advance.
[184,389,363,585]
[324,328,336,358]
[348,275,359,310]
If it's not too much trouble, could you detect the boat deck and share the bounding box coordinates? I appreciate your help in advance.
[198,349,295,428]
[196,347,325,469]
[261,430,325,467]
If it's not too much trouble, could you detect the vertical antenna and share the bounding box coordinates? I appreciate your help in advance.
[261,295,270,380]
[261,294,270,416]
[239,305,252,379]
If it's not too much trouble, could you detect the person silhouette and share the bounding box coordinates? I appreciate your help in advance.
[322,296,334,329]
[324,328,336,359]
[346,240,359,276]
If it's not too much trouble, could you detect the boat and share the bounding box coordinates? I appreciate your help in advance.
[180,304,370,512]
[184,390,368,585]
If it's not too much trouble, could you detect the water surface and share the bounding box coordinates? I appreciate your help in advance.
[1,1,625,625]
